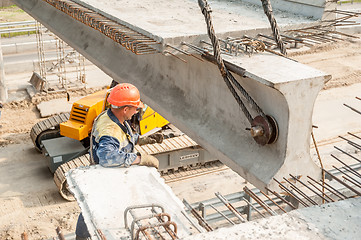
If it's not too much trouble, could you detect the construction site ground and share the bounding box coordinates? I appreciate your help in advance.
[1,8,361,238]
[0,35,360,239]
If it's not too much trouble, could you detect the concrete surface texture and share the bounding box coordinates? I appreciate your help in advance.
[182,197,361,240]
[36,97,81,117]
[73,0,319,42]
[12,0,333,190]
[242,0,335,20]
[66,165,199,239]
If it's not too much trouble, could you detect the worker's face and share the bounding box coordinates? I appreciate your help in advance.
[123,106,140,120]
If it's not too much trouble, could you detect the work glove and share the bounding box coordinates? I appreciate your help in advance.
[138,133,164,146]
[139,154,159,169]
[138,136,157,146]
[148,133,164,144]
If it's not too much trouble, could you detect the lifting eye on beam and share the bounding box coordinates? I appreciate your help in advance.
[249,115,279,146]
[199,0,279,146]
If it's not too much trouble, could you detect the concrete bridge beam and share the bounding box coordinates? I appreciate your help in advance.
[13,0,333,190]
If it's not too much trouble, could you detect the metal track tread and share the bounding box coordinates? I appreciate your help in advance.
[30,112,70,152]
[135,135,198,155]
[162,161,228,183]
[53,154,225,201]
[54,153,91,201]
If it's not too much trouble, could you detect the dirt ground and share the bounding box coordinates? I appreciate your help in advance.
[289,37,361,89]
[0,5,33,23]
[0,27,361,240]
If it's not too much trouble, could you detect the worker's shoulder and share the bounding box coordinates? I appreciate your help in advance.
[96,113,118,130]
[95,113,127,141]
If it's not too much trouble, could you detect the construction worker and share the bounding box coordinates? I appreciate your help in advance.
[90,83,159,168]
[75,83,159,240]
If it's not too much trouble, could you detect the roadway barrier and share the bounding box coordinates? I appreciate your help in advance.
[0,21,36,36]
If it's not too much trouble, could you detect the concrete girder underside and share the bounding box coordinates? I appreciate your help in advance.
[13,0,332,190]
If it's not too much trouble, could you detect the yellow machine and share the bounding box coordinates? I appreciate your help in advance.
[60,89,108,141]
[31,87,215,201]
[60,88,169,141]
[30,87,169,173]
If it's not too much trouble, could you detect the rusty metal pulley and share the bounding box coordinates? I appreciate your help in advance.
[249,115,278,145]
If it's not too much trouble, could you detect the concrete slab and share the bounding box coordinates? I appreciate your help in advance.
[73,0,318,43]
[183,197,361,240]
[66,165,199,239]
[36,97,81,117]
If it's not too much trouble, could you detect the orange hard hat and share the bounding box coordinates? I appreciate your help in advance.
[107,83,144,108]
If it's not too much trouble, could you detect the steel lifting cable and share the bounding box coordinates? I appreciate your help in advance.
[198,0,267,123]
[260,0,287,56]
[198,0,278,145]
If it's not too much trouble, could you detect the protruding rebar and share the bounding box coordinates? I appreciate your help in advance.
[265,187,297,210]
[273,178,309,207]
[181,42,209,54]
[259,190,287,213]
[324,169,361,196]
[153,212,179,240]
[306,180,335,202]
[311,127,326,203]
[183,199,213,232]
[307,176,346,200]
[331,154,361,179]
[289,174,330,203]
[215,192,246,222]
[242,197,267,218]
[347,132,361,141]
[334,146,361,164]
[163,51,187,63]
[339,135,361,150]
[342,175,361,189]
[332,165,361,187]
[344,103,361,115]
[97,229,107,240]
[209,204,236,225]
[166,44,204,61]
[42,0,159,55]
[282,177,318,206]
[181,211,204,233]
[244,186,278,216]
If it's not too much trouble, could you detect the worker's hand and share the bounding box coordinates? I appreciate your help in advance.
[139,154,159,169]
[138,136,157,146]
[137,133,164,146]
[148,133,164,144]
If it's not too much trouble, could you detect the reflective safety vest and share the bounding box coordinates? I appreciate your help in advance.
[91,109,138,166]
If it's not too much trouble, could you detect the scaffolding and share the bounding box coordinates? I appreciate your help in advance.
[34,21,86,93]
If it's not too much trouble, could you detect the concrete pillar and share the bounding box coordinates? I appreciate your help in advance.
[0,36,8,103]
